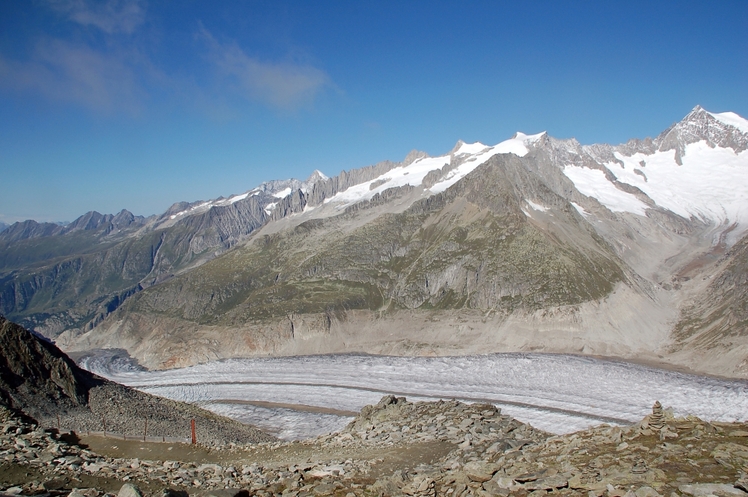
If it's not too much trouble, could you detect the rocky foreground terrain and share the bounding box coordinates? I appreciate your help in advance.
[2,395,748,497]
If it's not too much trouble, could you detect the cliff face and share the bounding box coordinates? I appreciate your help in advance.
[0,315,274,444]
[0,315,91,410]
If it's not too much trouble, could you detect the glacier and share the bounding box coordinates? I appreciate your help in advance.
[81,353,748,441]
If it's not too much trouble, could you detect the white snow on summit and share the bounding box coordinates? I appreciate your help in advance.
[324,155,451,206]
[169,201,211,220]
[167,190,258,219]
[431,132,545,194]
[273,187,293,198]
[453,141,490,156]
[228,192,249,204]
[563,109,748,236]
[323,131,545,207]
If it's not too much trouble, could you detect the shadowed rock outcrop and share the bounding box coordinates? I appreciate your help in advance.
[0,316,275,445]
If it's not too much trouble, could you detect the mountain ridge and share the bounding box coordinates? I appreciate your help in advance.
[2,106,748,377]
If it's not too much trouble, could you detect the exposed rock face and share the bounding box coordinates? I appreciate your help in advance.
[0,316,274,445]
[0,315,91,411]
[656,106,748,161]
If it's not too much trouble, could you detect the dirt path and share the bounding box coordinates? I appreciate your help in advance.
[79,435,227,464]
[78,434,456,477]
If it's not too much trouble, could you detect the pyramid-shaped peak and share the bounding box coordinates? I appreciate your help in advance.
[675,105,748,134]
[306,169,328,182]
[657,105,748,159]
[402,149,428,166]
[448,140,467,155]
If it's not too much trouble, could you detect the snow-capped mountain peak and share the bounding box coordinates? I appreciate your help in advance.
[318,131,548,206]
[307,169,329,182]
[564,107,748,240]
[655,106,748,160]
[452,140,490,156]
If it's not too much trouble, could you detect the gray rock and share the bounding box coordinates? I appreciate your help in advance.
[117,484,143,497]
[482,480,509,496]
[158,490,189,497]
[678,483,748,496]
[464,461,496,482]
[525,475,568,491]
[635,486,661,497]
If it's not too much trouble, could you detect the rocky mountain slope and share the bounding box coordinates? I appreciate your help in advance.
[0,173,331,338]
[0,316,274,445]
[2,106,748,377]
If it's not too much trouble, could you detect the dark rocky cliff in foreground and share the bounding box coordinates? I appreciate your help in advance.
[0,315,274,445]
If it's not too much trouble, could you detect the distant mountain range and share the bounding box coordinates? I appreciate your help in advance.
[2,106,747,378]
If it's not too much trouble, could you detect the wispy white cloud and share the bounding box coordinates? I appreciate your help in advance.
[0,39,143,114]
[199,27,331,111]
[0,4,332,116]
[47,0,146,35]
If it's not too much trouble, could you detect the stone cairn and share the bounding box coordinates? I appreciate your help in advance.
[649,400,665,430]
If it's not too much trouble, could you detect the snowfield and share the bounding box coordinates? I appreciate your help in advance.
[80,353,748,441]
[564,137,748,242]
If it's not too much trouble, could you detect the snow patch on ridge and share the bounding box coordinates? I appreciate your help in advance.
[571,202,589,217]
[563,166,649,215]
[169,202,211,220]
[321,132,546,207]
[430,132,546,194]
[708,111,748,135]
[273,187,293,198]
[229,192,249,204]
[526,200,549,212]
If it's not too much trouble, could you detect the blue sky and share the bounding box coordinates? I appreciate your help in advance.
[1,1,746,223]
